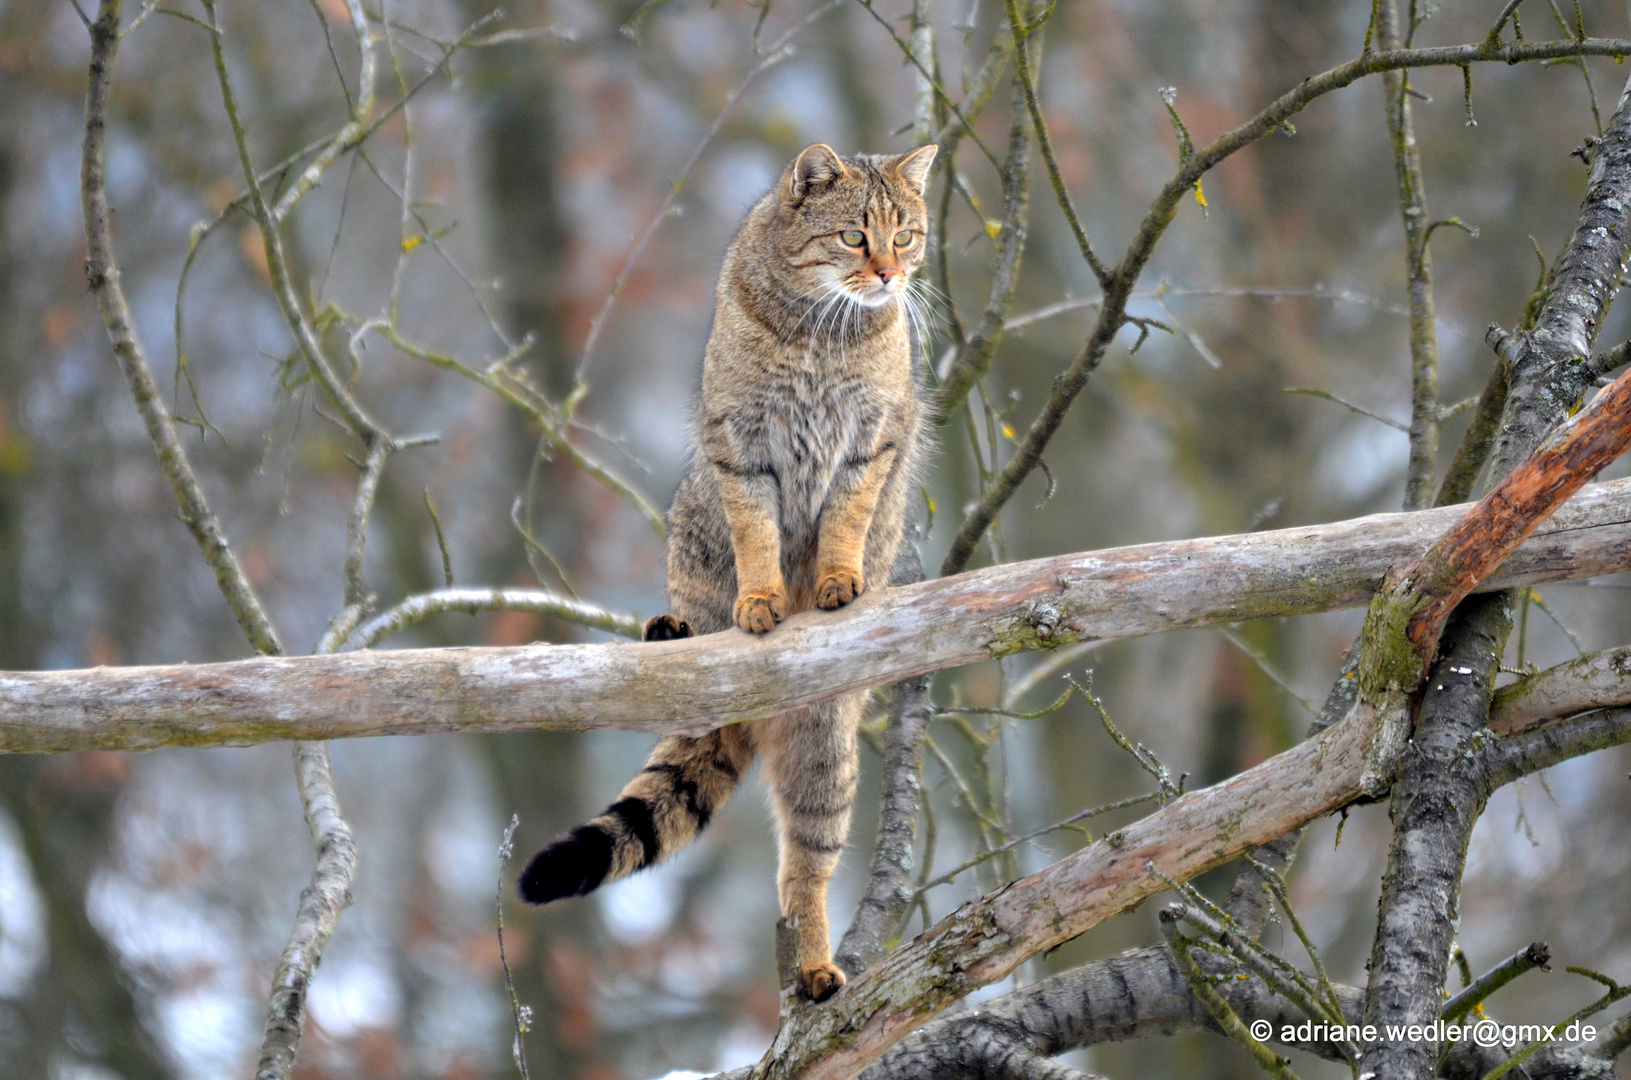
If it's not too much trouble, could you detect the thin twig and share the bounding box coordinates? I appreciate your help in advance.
[350,587,644,648]
[497,816,532,1079]
[1442,943,1551,1022]
[1378,0,1442,510]
[1159,907,1305,1080]
[1284,386,1409,432]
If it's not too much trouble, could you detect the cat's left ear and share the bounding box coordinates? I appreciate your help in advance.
[789,144,849,201]
[892,144,939,194]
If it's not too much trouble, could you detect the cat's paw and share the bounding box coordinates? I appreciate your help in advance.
[815,569,863,610]
[797,962,846,1002]
[643,614,693,641]
[733,588,787,634]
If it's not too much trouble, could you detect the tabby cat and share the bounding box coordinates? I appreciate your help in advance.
[519,142,937,1002]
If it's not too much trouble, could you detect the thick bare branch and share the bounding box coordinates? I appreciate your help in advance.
[1489,644,1631,734]
[8,479,1631,753]
[1393,361,1631,673]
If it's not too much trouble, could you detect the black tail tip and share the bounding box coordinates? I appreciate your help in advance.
[517,825,615,905]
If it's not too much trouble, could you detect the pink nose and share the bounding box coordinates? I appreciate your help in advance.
[876,265,898,284]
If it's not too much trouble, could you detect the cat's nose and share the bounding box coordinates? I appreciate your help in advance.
[875,264,898,284]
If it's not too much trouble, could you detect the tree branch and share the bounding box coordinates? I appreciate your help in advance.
[1358,67,1631,1080]
[934,71,1031,421]
[81,0,281,658]
[836,532,932,978]
[939,33,1631,573]
[1489,644,1631,734]
[1378,0,1443,511]
[350,586,644,647]
[8,479,1631,753]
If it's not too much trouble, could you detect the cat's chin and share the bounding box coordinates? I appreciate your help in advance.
[853,286,899,308]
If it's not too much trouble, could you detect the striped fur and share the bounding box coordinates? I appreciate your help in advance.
[519,144,935,1003]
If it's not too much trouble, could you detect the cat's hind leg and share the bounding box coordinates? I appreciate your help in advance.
[761,692,864,1001]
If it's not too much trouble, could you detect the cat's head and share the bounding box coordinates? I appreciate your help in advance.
[770,143,938,312]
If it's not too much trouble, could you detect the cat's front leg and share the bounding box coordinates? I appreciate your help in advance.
[815,438,900,610]
[704,421,787,634]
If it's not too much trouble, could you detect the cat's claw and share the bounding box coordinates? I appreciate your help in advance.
[815,569,863,610]
[797,962,846,1002]
[734,589,786,634]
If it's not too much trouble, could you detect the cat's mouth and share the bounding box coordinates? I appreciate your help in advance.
[851,281,901,308]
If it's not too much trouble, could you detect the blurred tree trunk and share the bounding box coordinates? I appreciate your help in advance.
[0,46,173,1080]
[455,14,608,1077]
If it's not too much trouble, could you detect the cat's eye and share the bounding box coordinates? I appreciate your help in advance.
[840,229,866,248]
[894,230,914,247]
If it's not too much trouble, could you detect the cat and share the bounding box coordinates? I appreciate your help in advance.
[519,142,936,1002]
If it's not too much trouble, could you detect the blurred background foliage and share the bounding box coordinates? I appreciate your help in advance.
[1,0,1630,1076]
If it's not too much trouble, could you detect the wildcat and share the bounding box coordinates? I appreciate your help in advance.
[519,142,936,1002]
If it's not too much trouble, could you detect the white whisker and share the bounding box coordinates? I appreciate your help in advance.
[788,280,845,338]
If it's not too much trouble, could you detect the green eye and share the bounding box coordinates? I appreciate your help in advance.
[840,229,866,247]
[894,229,914,247]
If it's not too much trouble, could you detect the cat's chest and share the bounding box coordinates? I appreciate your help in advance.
[753,365,879,476]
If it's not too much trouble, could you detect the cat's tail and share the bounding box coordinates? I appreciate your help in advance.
[518,615,755,906]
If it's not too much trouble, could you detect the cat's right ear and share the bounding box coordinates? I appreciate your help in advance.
[787,144,848,202]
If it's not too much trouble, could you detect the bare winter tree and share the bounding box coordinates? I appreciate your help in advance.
[5,0,1631,1077]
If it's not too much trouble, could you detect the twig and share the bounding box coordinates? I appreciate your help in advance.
[851,0,1001,169]
[1481,968,1631,1080]
[367,321,666,537]
[497,816,532,1079]
[936,72,1032,418]
[1217,627,1319,715]
[1005,284,1414,331]
[423,490,454,588]
[1003,0,1109,285]
[1070,672,1179,802]
[1170,900,1354,1059]
[81,0,282,658]
[1442,943,1551,1022]
[1378,0,1442,510]
[1159,907,1305,1080]
[350,587,644,648]
[913,790,1160,893]
[1284,386,1409,432]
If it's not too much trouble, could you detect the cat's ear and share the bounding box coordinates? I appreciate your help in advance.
[788,144,848,201]
[892,144,939,194]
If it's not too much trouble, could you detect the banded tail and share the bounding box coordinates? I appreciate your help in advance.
[518,615,753,906]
